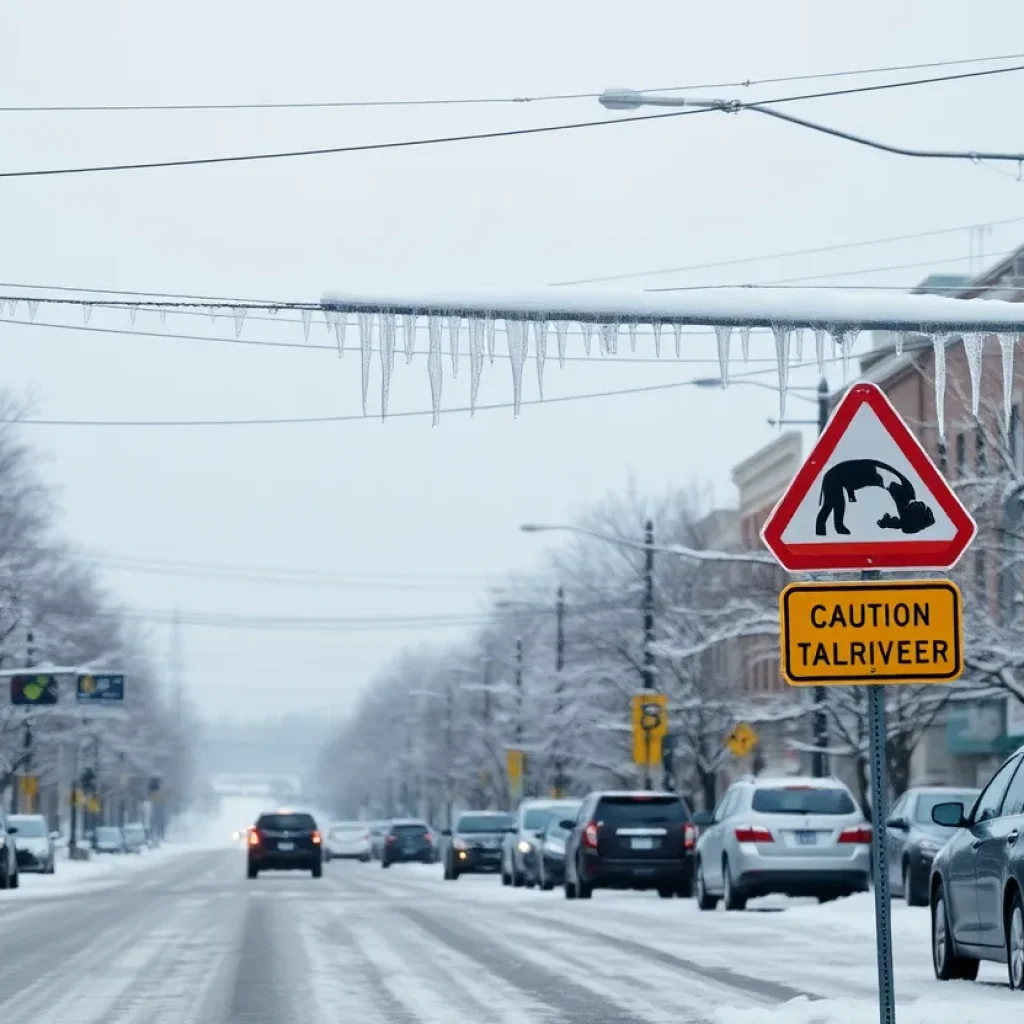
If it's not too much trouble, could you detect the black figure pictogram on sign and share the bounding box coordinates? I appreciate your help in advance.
[815,459,936,538]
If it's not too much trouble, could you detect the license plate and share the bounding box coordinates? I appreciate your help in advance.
[631,837,654,850]
[278,841,294,851]
[796,831,816,846]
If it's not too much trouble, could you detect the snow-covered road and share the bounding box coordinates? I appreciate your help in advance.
[0,850,1018,1023]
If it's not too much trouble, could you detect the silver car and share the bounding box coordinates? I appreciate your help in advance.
[693,775,871,910]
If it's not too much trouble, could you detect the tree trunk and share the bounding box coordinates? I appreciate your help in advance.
[700,768,717,811]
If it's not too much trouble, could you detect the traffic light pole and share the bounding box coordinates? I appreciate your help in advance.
[642,519,656,790]
[553,586,566,797]
[812,379,830,779]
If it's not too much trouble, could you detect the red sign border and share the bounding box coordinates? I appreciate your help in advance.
[761,382,977,572]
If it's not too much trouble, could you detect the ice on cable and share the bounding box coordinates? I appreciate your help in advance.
[469,319,485,413]
[427,316,443,426]
[652,321,663,357]
[794,327,804,363]
[27,300,39,321]
[506,320,528,418]
[334,311,348,358]
[580,321,594,356]
[671,323,682,359]
[401,314,417,363]
[1000,334,1017,429]
[380,313,397,419]
[554,321,569,368]
[628,322,638,353]
[815,328,827,376]
[962,332,983,417]
[301,308,312,343]
[233,308,247,338]
[600,321,618,356]
[739,326,750,362]
[358,312,374,416]
[486,318,497,363]
[447,315,461,378]
[772,324,790,418]
[933,334,948,441]
[533,321,548,398]
[715,326,731,385]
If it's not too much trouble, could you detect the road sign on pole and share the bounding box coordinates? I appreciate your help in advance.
[631,694,668,774]
[76,674,125,705]
[506,749,525,805]
[761,382,976,573]
[780,580,963,686]
[724,722,759,758]
[10,674,59,705]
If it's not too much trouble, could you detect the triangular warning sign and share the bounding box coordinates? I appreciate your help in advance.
[762,382,976,572]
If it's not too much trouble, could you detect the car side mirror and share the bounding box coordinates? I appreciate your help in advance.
[931,801,967,828]
[558,819,576,831]
[691,811,714,828]
[886,815,910,831]
[6,826,16,835]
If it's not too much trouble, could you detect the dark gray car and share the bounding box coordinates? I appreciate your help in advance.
[886,786,979,906]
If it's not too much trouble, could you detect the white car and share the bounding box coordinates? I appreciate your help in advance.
[324,822,372,862]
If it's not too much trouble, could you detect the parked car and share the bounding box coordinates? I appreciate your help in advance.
[535,806,580,891]
[693,776,871,910]
[93,826,126,854]
[930,745,1024,988]
[8,815,56,874]
[885,786,979,906]
[502,798,581,887]
[122,822,147,854]
[381,819,434,867]
[247,810,322,879]
[325,822,372,862]
[443,811,515,879]
[0,812,20,888]
[562,790,695,899]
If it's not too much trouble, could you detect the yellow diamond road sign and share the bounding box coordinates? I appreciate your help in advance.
[780,579,963,686]
[725,722,758,758]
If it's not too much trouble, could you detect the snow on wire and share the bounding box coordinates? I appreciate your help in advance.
[322,286,1024,433]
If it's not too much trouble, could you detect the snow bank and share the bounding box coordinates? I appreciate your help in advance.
[716,990,1015,1024]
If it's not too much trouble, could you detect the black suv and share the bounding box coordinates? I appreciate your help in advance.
[247,811,322,878]
[381,819,434,867]
[562,791,695,899]
[443,811,515,879]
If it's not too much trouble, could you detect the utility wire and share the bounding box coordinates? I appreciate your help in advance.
[1,64,1019,180]
[4,51,1021,113]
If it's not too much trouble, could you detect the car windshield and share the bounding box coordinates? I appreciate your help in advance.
[96,828,121,841]
[916,792,979,825]
[752,787,856,815]
[597,796,686,825]
[10,817,45,837]
[458,814,514,833]
[523,807,559,830]
[256,814,316,831]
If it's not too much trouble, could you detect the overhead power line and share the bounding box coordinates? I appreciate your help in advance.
[1,64,1019,180]
[3,51,1020,113]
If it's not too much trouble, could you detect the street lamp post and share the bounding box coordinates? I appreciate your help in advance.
[553,587,567,797]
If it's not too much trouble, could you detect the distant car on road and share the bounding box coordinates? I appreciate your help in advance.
[443,811,515,879]
[929,746,1024,988]
[534,805,581,891]
[8,815,56,874]
[325,822,372,862]
[0,813,21,888]
[93,826,126,854]
[122,822,147,854]
[563,791,696,900]
[247,810,322,879]
[381,820,434,868]
[693,776,870,910]
[503,798,580,888]
[885,786,978,906]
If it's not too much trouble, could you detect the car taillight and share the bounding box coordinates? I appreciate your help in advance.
[386,833,397,844]
[582,822,599,849]
[734,825,773,843]
[248,830,260,847]
[683,824,696,850]
[838,825,872,844]
[425,833,432,844]
[312,831,321,845]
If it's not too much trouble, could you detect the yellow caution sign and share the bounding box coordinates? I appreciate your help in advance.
[506,749,525,804]
[780,580,963,686]
[631,693,668,767]
[86,796,101,814]
[18,775,38,811]
[725,722,759,758]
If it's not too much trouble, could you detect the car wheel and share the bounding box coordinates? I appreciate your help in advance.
[696,861,719,910]
[903,861,927,908]
[512,866,524,887]
[932,883,979,981]
[657,885,674,899]
[576,856,593,899]
[1007,890,1024,990]
[501,867,511,886]
[722,859,746,911]
[9,868,18,890]
[539,862,554,892]
[247,865,258,879]
[381,858,391,869]
[564,877,577,899]
[311,863,322,878]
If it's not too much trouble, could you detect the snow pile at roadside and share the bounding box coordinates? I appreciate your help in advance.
[716,990,1014,1024]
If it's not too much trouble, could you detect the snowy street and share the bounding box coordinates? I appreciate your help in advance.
[0,848,1018,1024]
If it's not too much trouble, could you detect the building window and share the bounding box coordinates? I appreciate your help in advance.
[976,427,987,474]
[956,433,966,476]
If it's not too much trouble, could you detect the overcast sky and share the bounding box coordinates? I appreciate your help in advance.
[2,1,1022,721]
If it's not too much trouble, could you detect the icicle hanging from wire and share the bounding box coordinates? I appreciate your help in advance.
[506,320,528,418]
[486,318,497,364]
[358,312,374,416]
[533,321,548,399]
[671,323,682,359]
[380,313,396,420]
[962,333,984,418]
[82,304,92,324]
[772,324,791,419]
[301,308,312,343]
[600,322,618,356]
[323,308,334,336]
[469,319,485,414]
[739,327,750,362]
[628,322,638,353]
[233,308,247,338]
[5,299,15,316]
[1000,335,1018,430]
[401,314,417,363]
[933,334,948,442]
[714,326,731,386]
[894,331,906,356]
[652,322,662,358]
[427,316,443,426]
[580,322,594,356]
[333,311,347,358]
[159,308,167,324]
[26,300,39,321]
[447,316,461,379]
[554,321,569,368]
[814,329,827,376]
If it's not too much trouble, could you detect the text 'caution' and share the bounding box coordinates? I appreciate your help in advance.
[780,580,963,686]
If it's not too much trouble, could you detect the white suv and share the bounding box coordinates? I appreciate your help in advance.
[693,776,871,910]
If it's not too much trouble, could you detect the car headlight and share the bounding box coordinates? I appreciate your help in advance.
[453,837,467,850]
[517,840,532,854]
